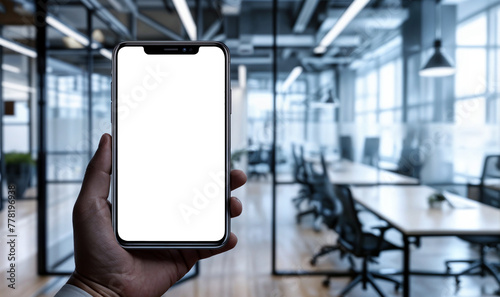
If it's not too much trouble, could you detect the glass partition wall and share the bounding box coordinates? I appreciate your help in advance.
[43,56,113,272]
[2,51,36,207]
[271,0,500,277]
[34,0,196,279]
[36,1,117,274]
[272,0,346,275]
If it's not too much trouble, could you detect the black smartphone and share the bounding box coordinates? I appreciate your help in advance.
[111,41,231,248]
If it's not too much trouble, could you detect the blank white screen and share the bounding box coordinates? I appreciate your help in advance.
[116,46,226,242]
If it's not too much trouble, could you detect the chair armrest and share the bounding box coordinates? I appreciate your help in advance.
[371,225,392,251]
[371,225,392,234]
[355,204,366,212]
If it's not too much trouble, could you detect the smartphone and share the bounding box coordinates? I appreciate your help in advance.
[111,41,231,248]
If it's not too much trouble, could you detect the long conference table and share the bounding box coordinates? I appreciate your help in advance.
[273,160,421,282]
[350,185,500,297]
[290,159,500,296]
[324,160,419,185]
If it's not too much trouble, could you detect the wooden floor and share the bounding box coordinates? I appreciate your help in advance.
[0,179,499,297]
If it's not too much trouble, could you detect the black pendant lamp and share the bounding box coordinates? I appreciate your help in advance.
[419,0,455,77]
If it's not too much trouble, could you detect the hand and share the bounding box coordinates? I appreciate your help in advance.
[66,133,246,297]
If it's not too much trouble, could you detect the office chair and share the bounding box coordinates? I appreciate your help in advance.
[445,236,500,289]
[479,155,500,207]
[291,144,309,208]
[339,136,354,161]
[310,152,386,266]
[290,145,323,226]
[393,146,423,179]
[362,137,380,167]
[310,153,352,267]
[323,185,402,297]
[445,155,500,293]
[247,146,269,180]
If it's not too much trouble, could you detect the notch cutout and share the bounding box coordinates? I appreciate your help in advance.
[143,45,199,55]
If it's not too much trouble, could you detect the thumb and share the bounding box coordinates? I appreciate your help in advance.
[72,134,121,276]
[74,134,112,220]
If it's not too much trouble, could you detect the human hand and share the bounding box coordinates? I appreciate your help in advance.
[66,133,246,297]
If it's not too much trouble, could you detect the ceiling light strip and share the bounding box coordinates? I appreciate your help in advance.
[282,66,303,92]
[314,0,370,54]
[2,64,21,73]
[2,81,36,93]
[47,15,90,46]
[0,37,37,58]
[46,15,112,60]
[99,48,112,60]
[172,0,197,40]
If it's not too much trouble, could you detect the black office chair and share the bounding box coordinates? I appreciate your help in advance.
[291,145,323,225]
[247,145,269,180]
[310,152,386,266]
[340,136,354,161]
[323,186,402,297]
[393,146,423,179]
[291,144,316,210]
[310,153,352,267]
[362,137,380,167]
[479,155,500,207]
[291,144,309,208]
[445,155,500,293]
[445,236,500,288]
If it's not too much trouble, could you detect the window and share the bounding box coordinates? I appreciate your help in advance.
[455,11,500,125]
[455,48,486,97]
[453,6,500,178]
[354,38,402,125]
[355,70,378,124]
[456,13,487,46]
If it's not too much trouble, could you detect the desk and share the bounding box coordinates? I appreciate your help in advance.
[272,160,419,280]
[351,185,500,297]
[327,161,418,185]
[304,158,419,185]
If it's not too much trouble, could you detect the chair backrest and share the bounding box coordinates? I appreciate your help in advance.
[334,185,364,253]
[291,144,306,183]
[298,145,310,180]
[319,151,329,177]
[262,146,271,165]
[362,137,380,167]
[480,155,500,208]
[318,153,343,229]
[248,147,262,164]
[397,147,422,178]
[291,143,299,165]
[481,155,500,181]
[298,146,320,183]
[340,136,354,161]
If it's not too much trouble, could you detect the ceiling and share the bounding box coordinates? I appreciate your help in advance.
[0,0,409,77]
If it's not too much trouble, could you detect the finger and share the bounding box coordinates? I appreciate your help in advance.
[77,134,112,203]
[230,197,242,218]
[230,170,247,191]
[72,134,117,255]
[197,233,238,260]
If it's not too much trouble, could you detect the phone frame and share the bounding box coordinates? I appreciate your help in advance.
[111,41,231,249]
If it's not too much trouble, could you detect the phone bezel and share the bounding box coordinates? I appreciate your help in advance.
[111,41,231,249]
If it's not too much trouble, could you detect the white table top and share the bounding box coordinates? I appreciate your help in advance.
[326,161,419,185]
[351,185,500,236]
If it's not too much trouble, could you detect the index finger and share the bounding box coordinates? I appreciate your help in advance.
[230,170,247,191]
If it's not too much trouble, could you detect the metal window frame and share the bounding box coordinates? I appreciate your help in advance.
[35,0,200,282]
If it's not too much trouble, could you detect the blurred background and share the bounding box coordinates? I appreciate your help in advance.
[0,0,500,296]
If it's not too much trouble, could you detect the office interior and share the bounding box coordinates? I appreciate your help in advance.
[1,0,500,296]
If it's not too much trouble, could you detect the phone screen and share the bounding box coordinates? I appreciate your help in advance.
[114,43,228,245]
